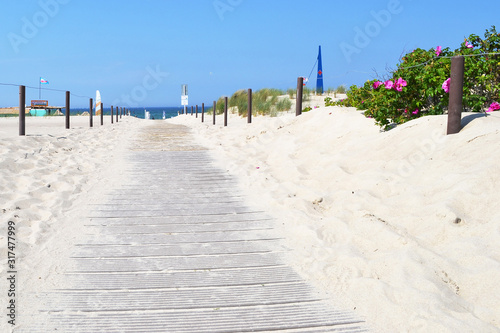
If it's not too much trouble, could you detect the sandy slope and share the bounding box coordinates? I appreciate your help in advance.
[0,116,141,332]
[1,107,499,332]
[168,103,500,332]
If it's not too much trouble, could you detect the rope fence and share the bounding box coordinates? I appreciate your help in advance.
[184,53,499,135]
[1,83,131,136]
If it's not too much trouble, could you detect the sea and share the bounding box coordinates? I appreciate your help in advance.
[71,107,183,120]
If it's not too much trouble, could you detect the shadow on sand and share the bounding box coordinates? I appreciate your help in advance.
[461,112,488,129]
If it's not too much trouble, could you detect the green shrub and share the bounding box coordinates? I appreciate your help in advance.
[334,26,500,130]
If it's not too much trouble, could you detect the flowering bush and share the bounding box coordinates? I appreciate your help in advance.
[488,101,500,112]
[442,78,451,93]
[326,26,500,130]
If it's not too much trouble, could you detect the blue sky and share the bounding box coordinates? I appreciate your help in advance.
[1,0,498,107]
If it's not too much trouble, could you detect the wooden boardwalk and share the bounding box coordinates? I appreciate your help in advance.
[16,123,367,332]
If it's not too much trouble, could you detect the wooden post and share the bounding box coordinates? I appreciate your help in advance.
[191,106,193,115]
[100,103,104,125]
[196,105,198,118]
[224,97,228,127]
[19,85,25,136]
[65,91,70,129]
[120,107,122,119]
[116,106,119,122]
[248,88,252,123]
[296,77,303,116]
[447,56,465,135]
[89,98,93,127]
[201,103,205,122]
[213,101,216,125]
[111,106,114,124]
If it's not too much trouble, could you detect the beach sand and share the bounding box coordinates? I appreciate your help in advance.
[1,104,499,332]
[168,97,500,332]
[0,115,144,332]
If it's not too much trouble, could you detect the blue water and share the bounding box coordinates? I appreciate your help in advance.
[71,107,182,120]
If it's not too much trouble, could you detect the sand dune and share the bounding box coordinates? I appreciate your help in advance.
[169,102,500,332]
[0,116,142,332]
[1,105,499,332]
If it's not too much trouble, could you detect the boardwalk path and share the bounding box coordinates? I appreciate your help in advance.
[17,122,366,332]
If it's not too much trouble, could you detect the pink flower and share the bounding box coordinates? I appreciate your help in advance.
[436,46,442,56]
[442,78,451,93]
[384,80,394,89]
[487,101,500,112]
[412,108,419,115]
[465,41,473,49]
[373,81,383,89]
[404,109,408,114]
[394,77,407,92]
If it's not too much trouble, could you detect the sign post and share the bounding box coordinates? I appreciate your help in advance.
[181,84,188,114]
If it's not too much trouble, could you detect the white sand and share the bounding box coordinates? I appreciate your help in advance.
[2,105,499,332]
[168,98,500,332]
[0,115,143,332]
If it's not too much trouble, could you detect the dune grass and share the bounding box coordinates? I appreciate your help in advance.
[212,88,293,117]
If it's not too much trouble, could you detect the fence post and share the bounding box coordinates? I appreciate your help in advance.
[65,91,70,129]
[224,97,228,126]
[447,56,465,135]
[202,103,205,122]
[213,101,216,125]
[111,106,114,124]
[191,106,193,115]
[116,106,119,122]
[120,107,122,119]
[89,98,93,127]
[248,88,252,123]
[196,105,198,118]
[296,77,303,116]
[100,103,104,125]
[19,85,25,136]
